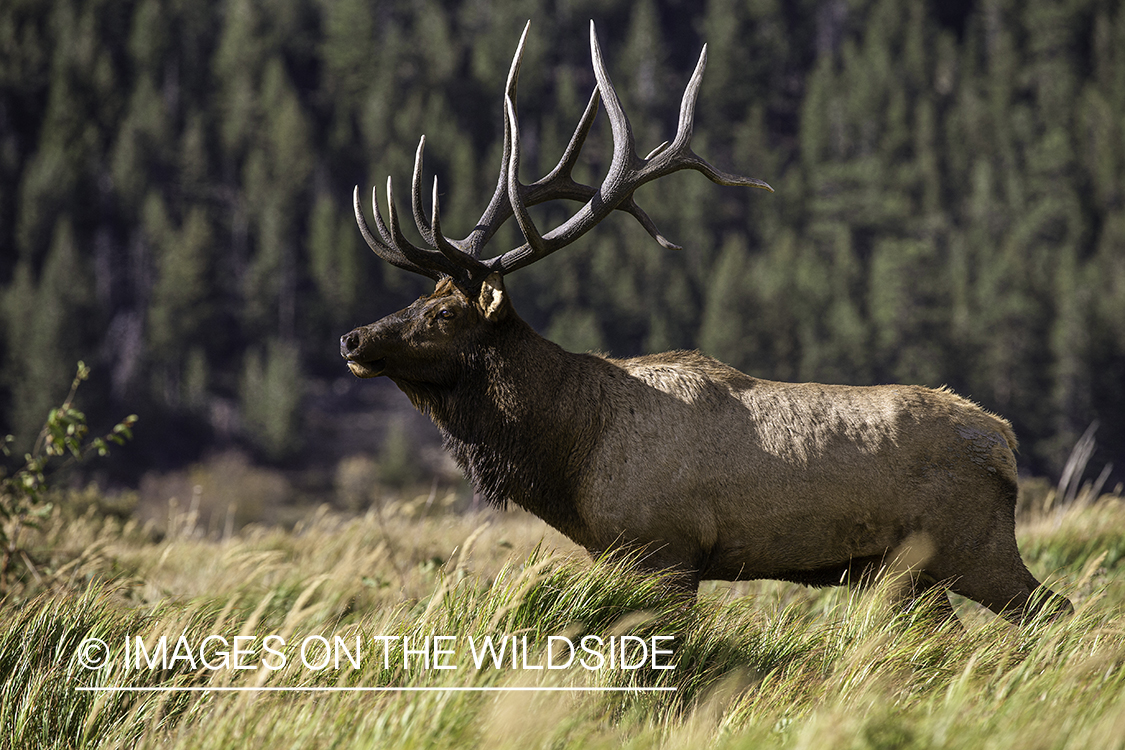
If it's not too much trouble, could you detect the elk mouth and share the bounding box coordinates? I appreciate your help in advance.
[346,358,386,378]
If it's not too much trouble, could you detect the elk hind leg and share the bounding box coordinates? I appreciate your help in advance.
[943,526,1072,625]
[954,566,1072,625]
[880,533,959,624]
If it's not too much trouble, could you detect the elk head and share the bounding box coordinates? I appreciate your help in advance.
[339,273,509,382]
[340,21,772,389]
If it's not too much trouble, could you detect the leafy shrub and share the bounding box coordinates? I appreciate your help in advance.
[0,362,135,593]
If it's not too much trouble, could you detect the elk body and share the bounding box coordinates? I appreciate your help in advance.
[340,22,1071,623]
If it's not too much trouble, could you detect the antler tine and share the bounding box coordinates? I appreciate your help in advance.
[456,21,619,261]
[368,184,397,250]
[461,21,601,263]
[588,20,638,177]
[506,84,640,259]
[424,21,690,275]
[492,21,650,274]
[476,83,603,271]
[383,176,465,279]
[653,44,775,190]
[353,185,441,279]
[528,87,601,195]
[410,136,437,247]
[670,47,705,152]
[352,23,531,283]
[453,21,530,261]
[617,196,683,250]
[504,93,549,256]
[414,137,489,274]
[431,176,490,276]
[517,85,685,250]
[356,21,772,283]
[492,21,773,275]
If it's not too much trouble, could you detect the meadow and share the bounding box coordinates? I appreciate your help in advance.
[1,476,1124,750]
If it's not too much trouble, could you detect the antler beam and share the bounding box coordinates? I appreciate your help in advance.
[353,20,773,286]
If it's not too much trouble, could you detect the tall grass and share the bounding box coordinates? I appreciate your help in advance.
[2,489,1125,749]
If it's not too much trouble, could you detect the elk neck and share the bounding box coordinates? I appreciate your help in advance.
[396,313,604,543]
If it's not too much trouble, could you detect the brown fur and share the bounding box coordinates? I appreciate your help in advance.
[341,275,1071,623]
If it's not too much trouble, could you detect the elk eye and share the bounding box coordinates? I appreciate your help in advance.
[437,309,455,320]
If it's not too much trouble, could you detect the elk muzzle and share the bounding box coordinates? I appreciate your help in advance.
[340,328,386,378]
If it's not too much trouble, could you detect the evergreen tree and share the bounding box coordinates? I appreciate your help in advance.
[699,234,752,367]
[1,221,94,448]
[147,206,212,371]
[0,0,1123,484]
[239,337,303,461]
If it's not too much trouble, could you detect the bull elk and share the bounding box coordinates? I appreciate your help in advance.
[340,22,1071,623]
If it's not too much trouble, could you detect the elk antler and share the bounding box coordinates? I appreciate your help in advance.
[353,20,773,286]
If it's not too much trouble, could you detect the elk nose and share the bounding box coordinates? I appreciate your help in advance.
[340,330,362,359]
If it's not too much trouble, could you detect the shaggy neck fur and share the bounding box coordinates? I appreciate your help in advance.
[392,315,606,545]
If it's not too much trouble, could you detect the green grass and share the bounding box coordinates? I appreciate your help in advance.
[2,490,1125,749]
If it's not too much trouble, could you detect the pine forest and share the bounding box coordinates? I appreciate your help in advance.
[1,0,1123,492]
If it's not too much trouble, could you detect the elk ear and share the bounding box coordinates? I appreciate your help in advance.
[478,273,509,322]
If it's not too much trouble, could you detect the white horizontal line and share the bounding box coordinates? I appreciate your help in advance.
[77,686,676,693]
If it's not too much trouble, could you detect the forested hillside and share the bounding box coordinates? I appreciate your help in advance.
[1,0,1123,487]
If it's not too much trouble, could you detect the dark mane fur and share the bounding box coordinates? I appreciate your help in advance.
[394,315,605,544]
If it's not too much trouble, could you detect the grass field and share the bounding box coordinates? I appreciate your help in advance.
[2,484,1125,749]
